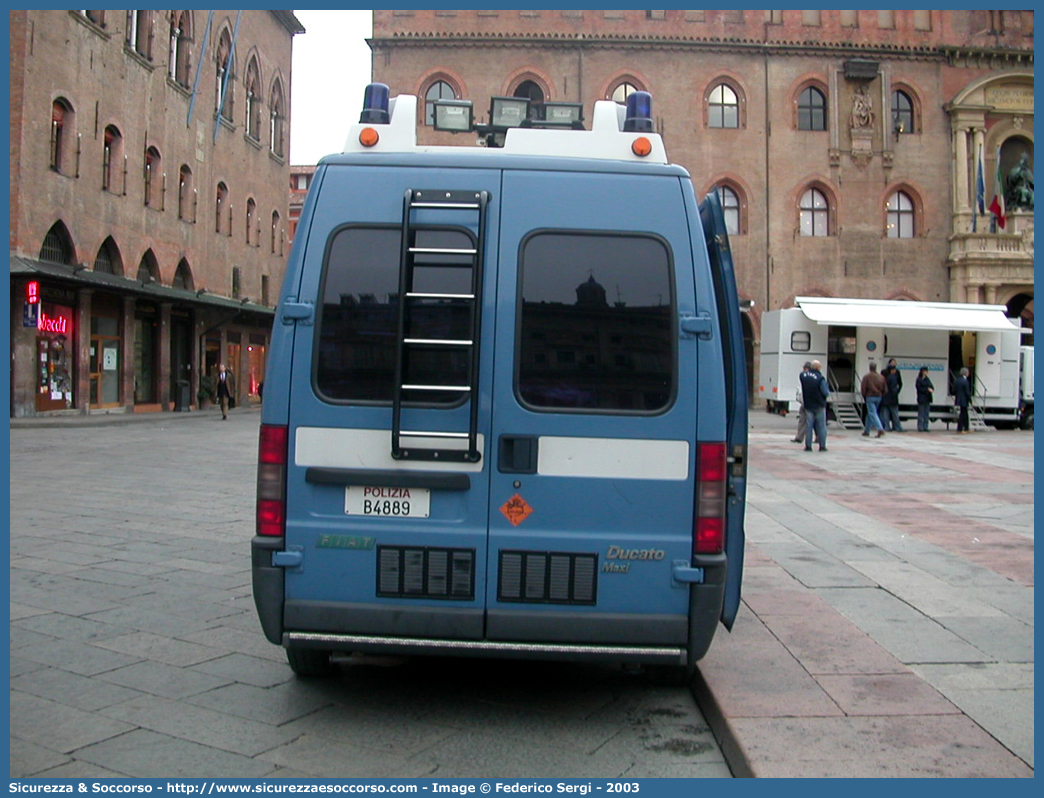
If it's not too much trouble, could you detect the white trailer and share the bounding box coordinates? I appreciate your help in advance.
[758,297,1030,427]
[1019,345,1034,429]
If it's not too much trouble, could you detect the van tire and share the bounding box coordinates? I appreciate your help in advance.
[645,664,696,687]
[286,646,336,677]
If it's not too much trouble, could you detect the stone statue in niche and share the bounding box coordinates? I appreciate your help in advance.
[850,85,874,130]
[1006,152,1034,211]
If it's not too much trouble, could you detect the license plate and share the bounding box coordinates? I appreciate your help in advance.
[345,486,430,518]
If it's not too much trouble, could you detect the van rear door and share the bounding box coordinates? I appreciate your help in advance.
[281,164,501,642]
[699,191,748,630]
[485,168,702,651]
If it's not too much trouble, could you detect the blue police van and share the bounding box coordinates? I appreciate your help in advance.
[252,85,748,681]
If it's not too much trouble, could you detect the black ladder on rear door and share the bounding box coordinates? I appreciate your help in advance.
[392,188,489,463]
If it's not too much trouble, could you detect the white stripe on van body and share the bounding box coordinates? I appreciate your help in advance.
[295,427,485,472]
[537,436,689,480]
[295,428,689,480]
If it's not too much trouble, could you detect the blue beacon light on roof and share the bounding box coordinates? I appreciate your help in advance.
[359,83,390,124]
[623,91,654,133]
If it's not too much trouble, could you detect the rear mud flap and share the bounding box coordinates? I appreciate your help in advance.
[251,536,285,645]
[688,555,727,665]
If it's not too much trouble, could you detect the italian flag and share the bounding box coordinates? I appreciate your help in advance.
[988,146,1006,230]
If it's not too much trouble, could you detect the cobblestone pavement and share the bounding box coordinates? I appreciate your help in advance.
[9,408,730,779]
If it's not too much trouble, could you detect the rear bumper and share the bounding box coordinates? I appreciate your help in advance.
[253,537,728,665]
[284,631,688,666]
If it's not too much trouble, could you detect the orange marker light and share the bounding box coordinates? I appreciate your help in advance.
[359,127,380,147]
[631,137,652,157]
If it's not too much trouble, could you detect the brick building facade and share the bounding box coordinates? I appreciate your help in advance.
[9,10,303,417]
[367,9,1033,397]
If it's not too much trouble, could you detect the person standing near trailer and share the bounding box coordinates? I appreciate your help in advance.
[880,358,904,432]
[860,362,887,438]
[800,360,829,451]
[791,361,817,444]
[954,367,973,433]
[915,367,934,432]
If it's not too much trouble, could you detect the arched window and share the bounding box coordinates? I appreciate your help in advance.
[126,11,153,59]
[82,10,105,27]
[246,198,256,245]
[708,84,739,129]
[271,210,281,254]
[610,82,640,103]
[716,185,741,235]
[886,191,915,238]
[891,89,914,135]
[173,259,193,290]
[144,146,161,208]
[215,182,228,234]
[269,79,285,157]
[103,125,123,193]
[244,56,261,141]
[424,80,456,126]
[513,79,544,105]
[215,29,234,122]
[799,187,829,236]
[797,86,827,131]
[94,237,123,275]
[50,99,74,173]
[137,249,159,283]
[168,11,192,86]
[39,222,74,264]
[178,164,194,221]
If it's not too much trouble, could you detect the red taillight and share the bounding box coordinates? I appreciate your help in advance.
[259,424,288,464]
[695,442,727,554]
[257,424,288,537]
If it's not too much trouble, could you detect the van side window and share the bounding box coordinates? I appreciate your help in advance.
[518,231,674,412]
[316,226,474,403]
[791,331,811,352]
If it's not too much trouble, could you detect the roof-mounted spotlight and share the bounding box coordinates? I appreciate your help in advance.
[489,96,530,129]
[433,99,475,133]
[531,102,585,129]
[623,91,654,133]
[359,83,390,124]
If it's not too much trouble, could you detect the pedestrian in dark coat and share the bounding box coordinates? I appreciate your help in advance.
[799,360,829,452]
[880,359,904,432]
[954,367,972,433]
[915,367,934,432]
[216,364,236,420]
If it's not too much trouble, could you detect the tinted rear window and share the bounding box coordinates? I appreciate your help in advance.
[315,226,475,403]
[517,232,675,412]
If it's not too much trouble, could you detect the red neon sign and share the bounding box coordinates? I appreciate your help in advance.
[26,281,39,304]
[38,311,69,334]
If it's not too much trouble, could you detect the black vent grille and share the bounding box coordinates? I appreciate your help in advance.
[498,551,597,605]
[377,546,475,600]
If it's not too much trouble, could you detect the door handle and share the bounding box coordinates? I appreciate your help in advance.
[498,435,538,474]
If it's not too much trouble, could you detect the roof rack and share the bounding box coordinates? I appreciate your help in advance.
[341,83,669,164]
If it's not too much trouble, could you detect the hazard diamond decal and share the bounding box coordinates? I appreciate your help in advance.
[500,494,534,527]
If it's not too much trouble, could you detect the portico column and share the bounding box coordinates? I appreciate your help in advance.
[158,303,172,409]
[122,296,135,410]
[953,127,969,213]
[75,288,93,411]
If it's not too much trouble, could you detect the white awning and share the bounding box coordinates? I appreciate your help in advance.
[795,297,1026,333]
